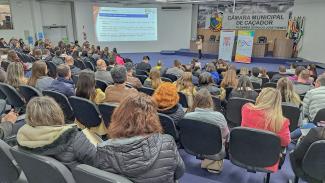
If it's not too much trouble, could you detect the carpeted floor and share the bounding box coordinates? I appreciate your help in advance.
[120,52,324,74]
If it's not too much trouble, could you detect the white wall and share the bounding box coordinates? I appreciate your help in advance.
[74,2,192,53]
[293,0,325,63]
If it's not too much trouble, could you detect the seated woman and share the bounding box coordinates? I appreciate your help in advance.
[229,76,258,101]
[152,82,185,126]
[198,72,225,100]
[241,88,291,172]
[205,63,220,84]
[290,127,325,183]
[27,61,54,91]
[175,72,196,110]
[16,97,96,169]
[220,69,238,100]
[258,68,270,79]
[276,77,301,106]
[75,70,106,136]
[239,67,249,77]
[95,93,185,183]
[6,62,28,89]
[143,68,162,89]
[184,89,229,173]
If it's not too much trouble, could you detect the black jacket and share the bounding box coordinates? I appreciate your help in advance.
[290,127,325,183]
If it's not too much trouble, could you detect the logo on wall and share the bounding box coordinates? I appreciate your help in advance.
[209,12,222,32]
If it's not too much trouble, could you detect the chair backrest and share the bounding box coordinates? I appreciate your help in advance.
[258,36,267,43]
[158,113,178,140]
[212,96,222,112]
[135,69,147,76]
[0,82,25,108]
[85,61,95,71]
[98,103,117,127]
[251,82,261,90]
[42,90,75,121]
[46,61,57,78]
[209,35,216,41]
[262,82,277,89]
[0,89,6,100]
[302,140,325,181]
[267,72,277,80]
[19,85,42,103]
[74,60,86,70]
[96,79,108,91]
[160,77,172,82]
[163,74,178,82]
[71,75,79,85]
[0,140,21,183]
[178,92,189,108]
[69,96,101,128]
[135,75,147,84]
[178,118,223,156]
[138,87,155,96]
[73,164,133,183]
[225,87,233,100]
[261,77,270,85]
[226,97,255,127]
[314,108,325,124]
[282,103,300,132]
[229,127,281,169]
[10,147,75,183]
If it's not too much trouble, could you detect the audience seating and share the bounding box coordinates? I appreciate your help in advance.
[158,113,179,140]
[229,127,282,183]
[72,75,79,85]
[42,90,75,122]
[73,164,133,183]
[178,118,224,160]
[0,89,6,100]
[85,61,95,71]
[0,140,27,183]
[313,108,325,124]
[262,82,277,88]
[282,103,301,132]
[0,83,25,112]
[267,72,277,80]
[74,59,86,70]
[291,140,325,183]
[135,74,147,84]
[98,103,116,127]
[138,86,155,96]
[0,99,6,115]
[135,69,148,76]
[10,147,76,183]
[163,74,178,82]
[261,77,270,86]
[178,92,189,108]
[19,85,42,103]
[95,79,108,92]
[160,77,172,82]
[225,87,233,101]
[251,82,261,90]
[69,96,102,128]
[46,61,57,78]
[226,97,255,128]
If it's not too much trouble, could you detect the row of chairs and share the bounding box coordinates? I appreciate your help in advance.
[178,119,325,183]
[0,140,132,183]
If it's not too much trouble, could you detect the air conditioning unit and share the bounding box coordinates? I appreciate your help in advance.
[161,6,182,11]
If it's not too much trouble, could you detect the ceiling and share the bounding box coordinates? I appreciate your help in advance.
[38,0,295,5]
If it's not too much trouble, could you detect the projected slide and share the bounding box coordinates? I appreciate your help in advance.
[93,6,158,42]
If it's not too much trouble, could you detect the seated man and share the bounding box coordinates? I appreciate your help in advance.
[125,62,142,89]
[135,56,151,73]
[52,50,64,66]
[95,59,113,84]
[65,56,81,75]
[249,67,262,86]
[271,65,289,82]
[166,60,184,79]
[48,64,75,97]
[294,69,314,95]
[104,65,138,104]
[303,75,325,121]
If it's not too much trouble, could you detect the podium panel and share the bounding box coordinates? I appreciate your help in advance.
[273,39,293,58]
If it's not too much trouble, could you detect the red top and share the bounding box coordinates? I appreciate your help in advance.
[241,103,291,172]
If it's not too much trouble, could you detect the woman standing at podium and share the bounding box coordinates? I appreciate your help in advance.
[196,35,203,59]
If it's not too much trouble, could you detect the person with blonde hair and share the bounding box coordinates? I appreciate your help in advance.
[95,59,113,84]
[144,68,162,89]
[277,77,301,106]
[205,63,220,84]
[175,72,197,110]
[95,93,185,183]
[239,67,249,76]
[241,88,291,172]
[6,62,27,88]
[220,69,238,89]
[293,69,314,95]
[16,96,96,169]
